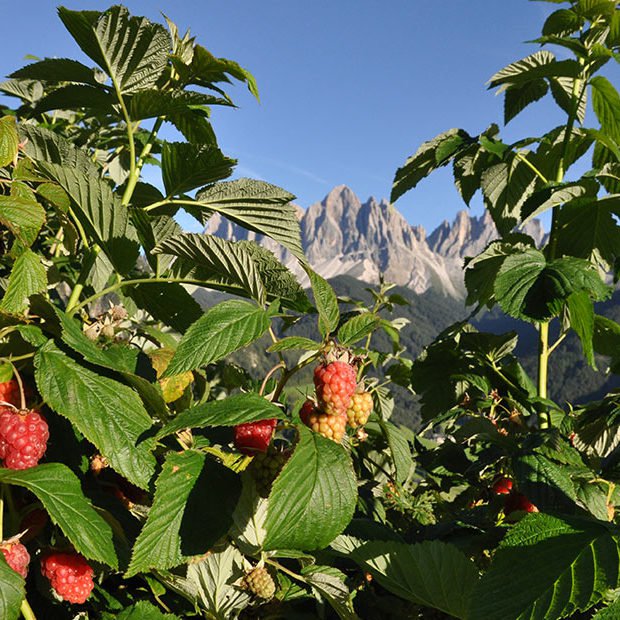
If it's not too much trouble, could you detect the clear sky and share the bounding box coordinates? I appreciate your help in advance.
[0,1,613,234]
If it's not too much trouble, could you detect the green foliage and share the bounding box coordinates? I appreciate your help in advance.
[0,554,24,620]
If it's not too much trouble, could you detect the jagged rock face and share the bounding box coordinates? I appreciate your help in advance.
[203,185,544,299]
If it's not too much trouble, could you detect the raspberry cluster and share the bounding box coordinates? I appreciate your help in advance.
[0,408,49,470]
[41,551,94,604]
[249,448,290,497]
[244,566,276,599]
[1,541,30,578]
[234,418,277,456]
[301,358,374,442]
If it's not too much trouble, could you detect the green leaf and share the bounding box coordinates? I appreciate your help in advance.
[10,57,101,84]
[568,290,596,368]
[268,336,321,353]
[376,419,413,485]
[58,6,171,94]
[0,464,117,567]
[161,142,236,197]
[127,451,240,576]
[302,567,358,620]
[156,392,284,439]
[0,115,18,168]
[164,300,270,377]
[0,249,47,314]
[521,180,598,222]
[306,268,339,337]
[470,513,620,620]
[194,179,304,261]
[591,76,620,143]
[542,9,582,36]
[264,426,356,551]
[128,89,230,120]
[349,539,478,619]
[504,79,548,124]
[391,128,474,202]
[0,554,24,620]
[114,601,180,620]
[154,233,265,303]
[338,313,379,346]
[33,84,115,114]
[488,51,579,88]
[34,342,156,489]
[593,599,620,619]
[550,77,587,123]
[0,195,46,247]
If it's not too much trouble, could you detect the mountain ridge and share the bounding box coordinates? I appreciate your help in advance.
[204,184,545,298]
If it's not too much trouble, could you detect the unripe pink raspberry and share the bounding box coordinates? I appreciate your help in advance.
[234,419,277,455]
[346,392,373,428]
[0,409,49,469]
[0,380,21,408]
[41,551,94,604]
[313,361,357,417]
[1,541,30,577]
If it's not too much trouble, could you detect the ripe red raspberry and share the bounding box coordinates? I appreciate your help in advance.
[346,392,373,428]
[249,448,290,497]
[234,419,277,456]
[41,551,94,604]
[504,492,538,517]
[301,402,347,443]
[1,541,30,578]
[0,408,49,469]
[492,476,513,496]
[0,380,21,408]
[314,361,357,417]
[244,566,276,599]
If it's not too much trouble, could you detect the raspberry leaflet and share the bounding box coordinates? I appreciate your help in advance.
[314,361,357,417]
[244,566,276,599]
[0,408,49,469]
[1,540,30,578]
[41,551,94,604]
[346,391,373,428]
[234,418,277,455]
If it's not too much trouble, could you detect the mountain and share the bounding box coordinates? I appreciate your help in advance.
[204,184,545,299]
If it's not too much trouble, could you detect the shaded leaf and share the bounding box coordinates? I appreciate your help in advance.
[0,115,18,168]
[0,249,47,314]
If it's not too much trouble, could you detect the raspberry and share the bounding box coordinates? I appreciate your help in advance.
[41,551,94,604]
[314,361,357,417]
[0,409,49,469]
[346,392,373,428]
[1,541,30,578]
[492,476,513,496]
[234,419,277,456]
[244,566,276,599]
[248,449,290,497]
[0,380,21,408]
[504,492,538,517]
[301,401,347,443]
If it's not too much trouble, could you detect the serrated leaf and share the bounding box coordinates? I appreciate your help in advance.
[350,539,478,619]
[127,451,240,577]
[0,195,46,247]
[34,342,156,489]
[161,142,235,196]
[268,336,321,353]
[375,419,413,484]
[10,57,101,84]
[0,554,24,620]
[0,464,117,566]
[392,128,474,202]
[338,313,379,346]
[489,51,579,88]
[470,513,620,620]
[114,601,180,620]
[568,290,596,368]
[156,392,284,439]
[306,268,339,337]
[264,426,356,551]
[194,178,304,260]
[591,76,620,144]
[0,249,47,314]
[504,79,548,124]
[58,6,171,94]
[154,233,265,303]
[0,115,18,167]
[164,300,270,377]
[521,180,597,222]
[128,89,230,120]
[593,315,620,373]
[33,84,115,114]
[593,598,620,618]
[550,77,587,123]
[542,9,582,36]
[303,567,359,620]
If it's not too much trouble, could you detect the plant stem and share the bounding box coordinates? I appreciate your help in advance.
[65,246,101,313]
[272,354,320,403]
[538,322,550,429]
[20,599,37,620]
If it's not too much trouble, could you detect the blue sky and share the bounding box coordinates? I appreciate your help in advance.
[0,1,611,233]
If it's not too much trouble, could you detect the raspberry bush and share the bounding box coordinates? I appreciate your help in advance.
[0,2,619,619]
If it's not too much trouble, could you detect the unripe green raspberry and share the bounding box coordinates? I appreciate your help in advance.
[244,566,276,599]
[248,449,289,497]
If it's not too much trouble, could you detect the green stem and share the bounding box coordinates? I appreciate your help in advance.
[20,599,37,620]
[65,246,101,313]
[515,152,549,184]
[272,353,320,403]
[538,322,550,429]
